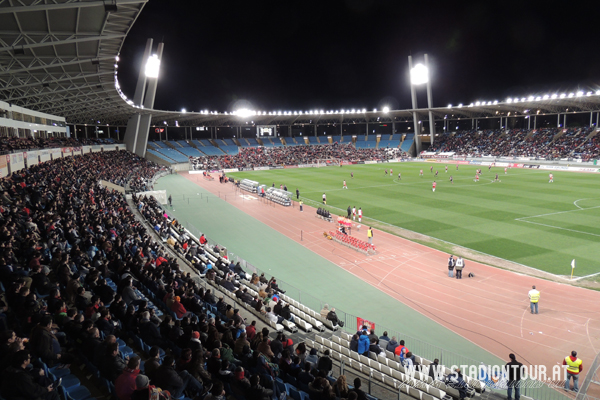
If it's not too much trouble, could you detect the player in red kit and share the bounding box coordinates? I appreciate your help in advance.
[432,181,437,192]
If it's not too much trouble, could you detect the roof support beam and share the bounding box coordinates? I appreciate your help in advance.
[0,0,148,15]
[0,71,113,91]
[0,33,126,53]
[0,56,114,75]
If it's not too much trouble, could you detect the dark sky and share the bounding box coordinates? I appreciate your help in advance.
[117,0,599,113]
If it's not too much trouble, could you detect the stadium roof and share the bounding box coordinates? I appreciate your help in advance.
[1,2,600,128]
[0,0,146,125]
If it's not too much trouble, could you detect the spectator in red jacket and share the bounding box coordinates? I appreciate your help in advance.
[170,296,187,319]
[115,356,141,400]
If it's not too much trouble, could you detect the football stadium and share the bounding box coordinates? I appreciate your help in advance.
[0,2,599,400]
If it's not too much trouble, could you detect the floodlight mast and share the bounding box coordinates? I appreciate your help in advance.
[408,55,422,153]
[408,54,436,152]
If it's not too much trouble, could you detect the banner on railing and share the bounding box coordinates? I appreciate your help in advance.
[357,317,376,332]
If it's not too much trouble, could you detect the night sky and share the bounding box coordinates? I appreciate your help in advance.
[117,1,599,114]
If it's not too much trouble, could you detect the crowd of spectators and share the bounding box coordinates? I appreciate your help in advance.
[429,127,599,160]
[0,149,370,400]
[0,136,114,153]
[191,143,403,170]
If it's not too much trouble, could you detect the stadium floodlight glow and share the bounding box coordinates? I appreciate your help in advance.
[528,96,534,101]
[587,91,593,96]
[320,110,324,114]
[181,108,186,113]
[550,94,557,99]
[596,90,600,95]
[145,54,160,78]
[568,93,575,98]
[542,95,549,100]
[115,56,120,62]
[410,63,429,85]
[351,109,356,113]
[475,101,481,106]
[457,103,463,108]
[447,104,452,108]
[560,93,566,98]
[521,97,526,102]
[235,108,253,118]
[362,108,366,113]
[493,100,498,105]
[507,98,513,103]
[576,91,584,97]
[535,96,541,101]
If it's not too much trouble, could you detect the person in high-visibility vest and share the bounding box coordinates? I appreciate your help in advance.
[299,201,303,212]
[528,285,540,314]
[367,228,373,244]
[563,350,583,392]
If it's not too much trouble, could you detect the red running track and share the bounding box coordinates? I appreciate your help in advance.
[184,173,600,382]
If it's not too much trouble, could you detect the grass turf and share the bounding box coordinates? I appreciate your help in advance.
[229,162,600,276]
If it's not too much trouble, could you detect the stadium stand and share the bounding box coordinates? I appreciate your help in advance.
[401,134,415,153]
[246,138,259,147]
[154,147,190,163]
[177,146,205,157]
[307,136,320,145]
[0,137,112,153]
[219,145,240,155]
[189,144,397,169]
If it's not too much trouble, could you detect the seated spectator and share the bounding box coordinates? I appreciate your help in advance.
[246,320,257,341]
[369,338,384,356]
[351,377,367,400]
[445,368,469,399]
[234,332,250,357]
[100,342,127,382]
[1,350,59,400]
[143,346,161,382]
[249,373,274,400]
[429,358,442,381]
[115,356,141,400]
[153,355,204,398]
[320,304,330,319]
[379,331,391,342]
[297,361,315,385]
[326,307,341,327]
[335,375,350,399]
[386,336,399,353]
[305,348,319,366]
[317,349,333,375]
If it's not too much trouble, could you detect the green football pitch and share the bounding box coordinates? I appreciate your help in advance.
[229,162,600,277]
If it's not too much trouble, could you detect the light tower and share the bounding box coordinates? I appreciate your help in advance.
[123,38,164,157]
[408,54,436,153]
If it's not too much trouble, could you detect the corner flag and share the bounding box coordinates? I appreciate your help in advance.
[570,259,576,280]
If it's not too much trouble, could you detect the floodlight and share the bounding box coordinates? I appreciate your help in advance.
[235,109,253,118]
[475,101,481,106]
[507,98,513,103]
[145,54,160,78]
[568,93,574,97]
[596,90,600,95]
[410,63,429,85]
[528,96,534,101]
[576,91,583,97]
[447,104,452,108]
[535,96,541,101]
[560,93,566,98]
[181,108,186,113]
[361,108,366,113]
